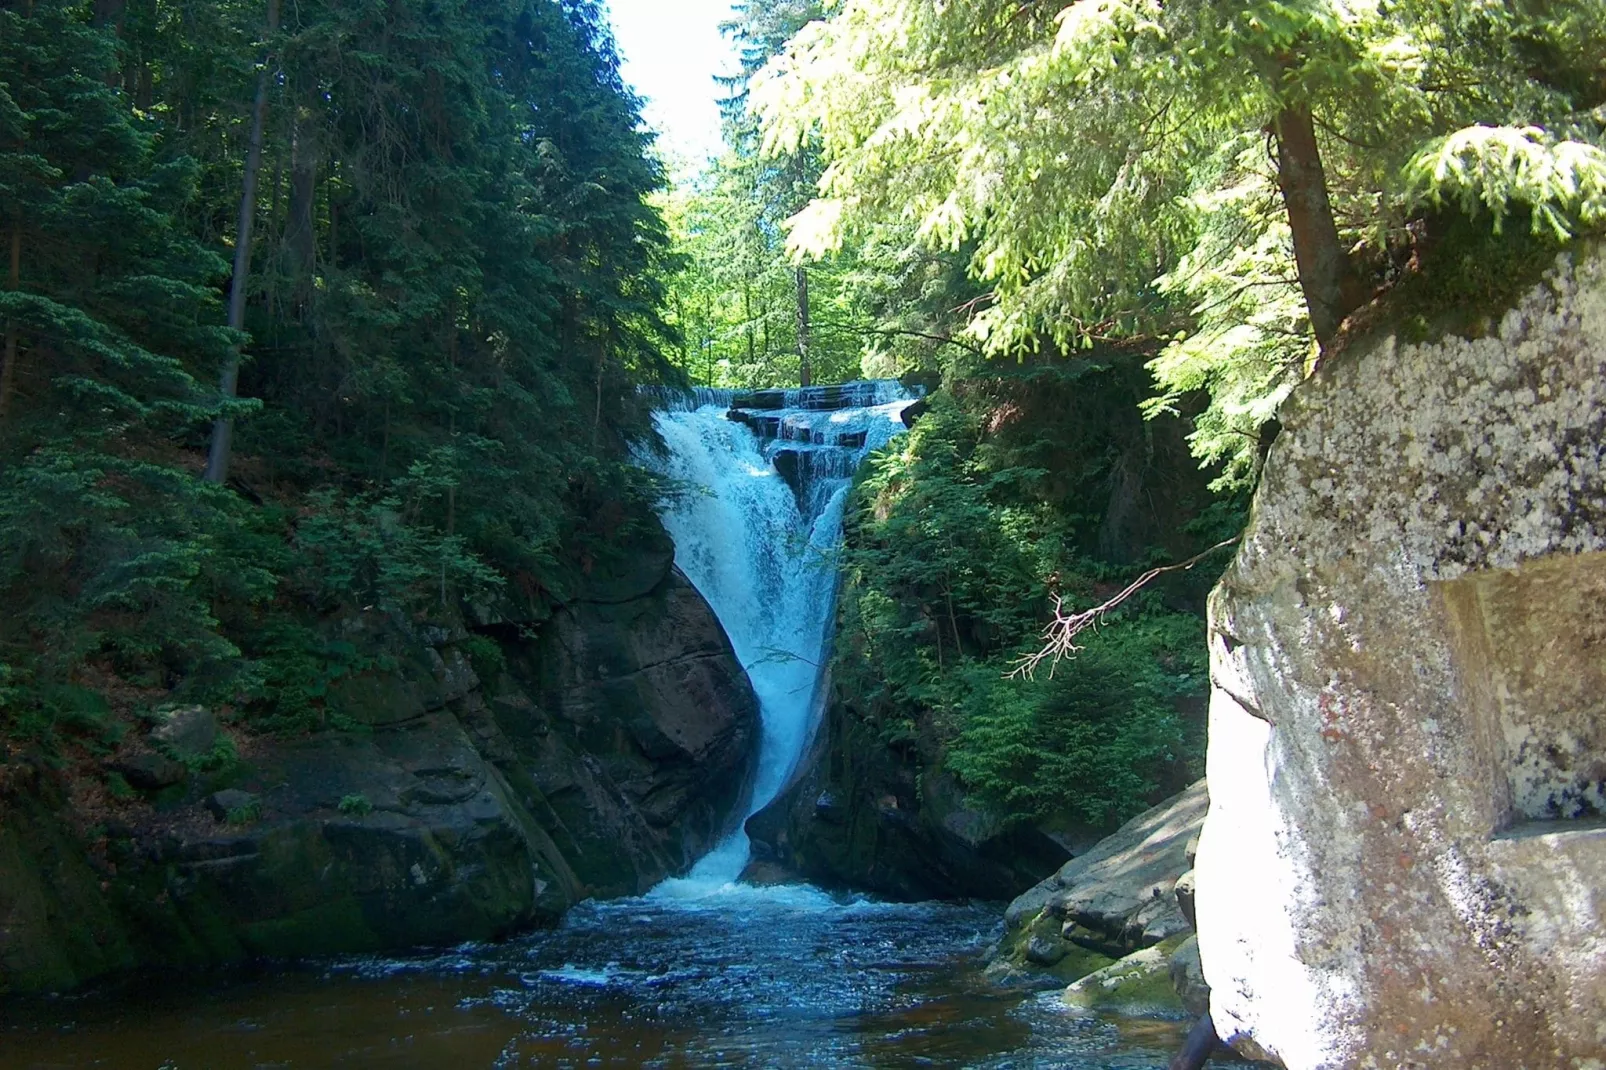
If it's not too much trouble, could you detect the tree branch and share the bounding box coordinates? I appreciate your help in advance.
[1009,537,1242,679]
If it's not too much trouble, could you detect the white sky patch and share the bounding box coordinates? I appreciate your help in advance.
[608,0,739,173]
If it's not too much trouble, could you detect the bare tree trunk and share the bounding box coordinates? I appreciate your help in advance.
[0,227,21,421]
[1272,101,1365,348]
[592,347,606,447]
[204,0,280,484]
[286,101,317,304]
[743,278,755,369]
[794,264,812,388]
[592,323,608,449]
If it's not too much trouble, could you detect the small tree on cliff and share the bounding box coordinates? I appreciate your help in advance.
[755,0,1606,483]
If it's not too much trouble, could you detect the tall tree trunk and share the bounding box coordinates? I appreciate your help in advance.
[0,227,21,421]
[286,103,317,303]
[743,278,755,369]
[205,0,280,485]
[592,338,606,448]
[794,264,812,388]
[1272,101,1365,348]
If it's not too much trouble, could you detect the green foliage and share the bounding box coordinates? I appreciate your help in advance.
[1405,126,1606,238]
[833,361,1237,828]
[337,793,373,817]
[945,617,1203,829]
[177,735,239,776]
[289,491,504,616]
[755,0,1606,481]
[0,0,676,744]
[457,635,507,687]
[657,0,983,389]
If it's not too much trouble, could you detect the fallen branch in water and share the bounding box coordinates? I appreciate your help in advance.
[1009,537,1242,679]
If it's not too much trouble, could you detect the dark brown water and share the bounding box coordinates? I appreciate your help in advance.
[0,886,1191,1069]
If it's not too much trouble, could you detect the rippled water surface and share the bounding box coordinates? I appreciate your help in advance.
[1,886,1190,1069]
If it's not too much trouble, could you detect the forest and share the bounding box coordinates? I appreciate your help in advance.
[0,0,676,744]
[4,0,1605,835]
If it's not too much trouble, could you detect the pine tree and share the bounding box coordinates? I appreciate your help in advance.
[1,0,680,735]
[0,0,248,729]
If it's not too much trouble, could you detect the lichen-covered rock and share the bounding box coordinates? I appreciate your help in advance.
[997,780,1206,972]
[149,706,219,759]
[1196,248,1606,1069]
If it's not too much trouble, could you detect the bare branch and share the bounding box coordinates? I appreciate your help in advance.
[1009,537,1242,679]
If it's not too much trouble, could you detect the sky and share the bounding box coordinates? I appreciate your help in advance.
[607,0,739,171]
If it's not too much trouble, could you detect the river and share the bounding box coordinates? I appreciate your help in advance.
[0,888,1191,1068]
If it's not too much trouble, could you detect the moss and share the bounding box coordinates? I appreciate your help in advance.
[1356,212,1575,351]
[998,911,1118,984]
[0,794,137,994]
[1061,935,1191,1018]
[240,897,382,958]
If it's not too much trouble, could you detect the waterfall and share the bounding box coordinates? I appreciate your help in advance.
[643,380,919,896]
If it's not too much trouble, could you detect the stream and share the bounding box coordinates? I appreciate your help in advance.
[0,889,1190,1068]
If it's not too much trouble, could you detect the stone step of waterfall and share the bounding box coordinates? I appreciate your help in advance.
[726,409,871,449]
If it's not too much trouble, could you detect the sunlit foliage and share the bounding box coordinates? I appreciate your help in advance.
[755,0,1606,482]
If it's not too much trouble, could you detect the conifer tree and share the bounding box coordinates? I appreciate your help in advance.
[1,0,678,735]
[756,0,1606,480]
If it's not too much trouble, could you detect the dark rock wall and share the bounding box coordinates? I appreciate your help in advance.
[0,535,759,995]
[742,676,1074,901]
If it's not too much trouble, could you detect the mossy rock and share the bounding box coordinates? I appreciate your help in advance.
[1061,934,1191,1018]
[987,910,1117,985]
[240,897,382,958]
[0,794,138,994]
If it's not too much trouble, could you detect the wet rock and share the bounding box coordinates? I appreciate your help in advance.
[1061,936,1189,1018]
[205,789,259,822]
[1168,934,1209,1018]
[149,706,217,759]
[107,751,188,791]
[1196,247,1606,1068]
[1024,933,1067,967]
[533,565,759,893]
[744,707,1074,901]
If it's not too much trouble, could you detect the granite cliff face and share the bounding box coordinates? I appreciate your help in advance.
[1196,248,1606,1068]
[741,675,1076,901]
[0,528,760,995]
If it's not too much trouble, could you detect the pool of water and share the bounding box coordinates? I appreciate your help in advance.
[0,885,1192,1069]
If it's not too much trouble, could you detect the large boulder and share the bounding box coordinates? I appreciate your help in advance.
[1196,249,1606,1068]
[992,780,1206,983]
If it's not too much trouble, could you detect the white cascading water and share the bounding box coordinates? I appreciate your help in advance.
[642,381,919,899]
